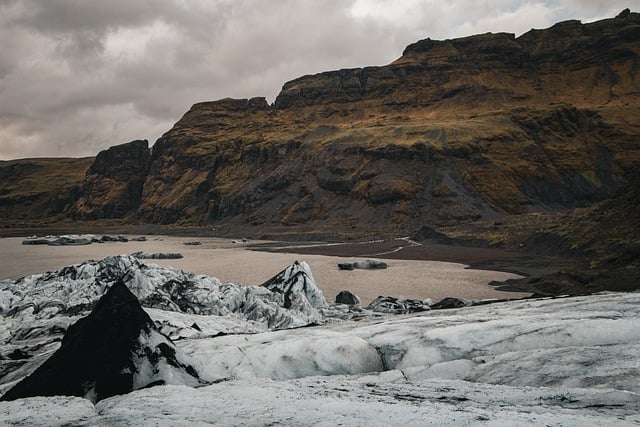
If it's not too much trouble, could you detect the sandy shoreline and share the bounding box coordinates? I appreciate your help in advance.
[0,235,529,305]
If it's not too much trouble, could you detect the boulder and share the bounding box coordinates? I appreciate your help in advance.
[353,259,388,270]
[335,290,361,305]
[338,259,388,270]
[431,297,471,310]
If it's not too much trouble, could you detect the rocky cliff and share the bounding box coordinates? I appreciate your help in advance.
[71,139,150,220]
[2,11,639,238]
[134,10,640,236]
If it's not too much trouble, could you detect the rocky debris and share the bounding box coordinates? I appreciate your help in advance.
[339,259,388,270]
[335,291,361,306]
[94,235,129,243]
[47,236,92,246]
[22,234,143,246]
[430,297,472,310]
[23,236,93,246]
[366,296,431,314]
[21,238,51,245]
[0,281,201,403]
[131,251,183,260]
[183,241,202,246]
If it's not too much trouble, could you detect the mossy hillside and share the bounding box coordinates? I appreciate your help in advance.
[0,158,92,219]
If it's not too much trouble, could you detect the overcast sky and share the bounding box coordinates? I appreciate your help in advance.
[0,0,637,159]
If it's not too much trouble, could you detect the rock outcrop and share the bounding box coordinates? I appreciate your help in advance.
[71,140,150,219]
[0,281,201,402]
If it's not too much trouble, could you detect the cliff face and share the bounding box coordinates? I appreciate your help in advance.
[3,11,640,237]
[133,11,640,235]
[71,140,150,220]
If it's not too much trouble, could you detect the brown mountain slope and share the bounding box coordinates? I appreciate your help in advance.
[0,157,91,226]
[2,11,639,243]
[133,11,640,237]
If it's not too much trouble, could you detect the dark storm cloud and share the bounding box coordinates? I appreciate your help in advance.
[0,0,638,159]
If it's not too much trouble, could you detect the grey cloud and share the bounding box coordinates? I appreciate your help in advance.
[1,0,640,159]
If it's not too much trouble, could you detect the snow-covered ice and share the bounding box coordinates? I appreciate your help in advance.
[1,256,639,425]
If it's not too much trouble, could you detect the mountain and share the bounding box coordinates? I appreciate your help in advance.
[1,11,639,242]
[133,10,639,236]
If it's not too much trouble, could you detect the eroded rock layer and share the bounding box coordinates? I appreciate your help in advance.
[1,12,639,238]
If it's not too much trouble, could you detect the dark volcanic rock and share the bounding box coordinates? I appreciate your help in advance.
[21,238,51,245]
[366,296,431,314]
[354,259,388,270]
[335,290,361,305]
[131,251,183,259]
[0,281,200,402]
[338,260,388,270]
[98,235,129,243]
[431,297,472,310]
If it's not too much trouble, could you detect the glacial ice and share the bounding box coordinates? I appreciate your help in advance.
[0,255,326,330]
[0,256,639,425]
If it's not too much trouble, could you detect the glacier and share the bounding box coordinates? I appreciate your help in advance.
[0,255,639,425]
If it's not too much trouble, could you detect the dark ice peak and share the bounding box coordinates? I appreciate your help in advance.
[0,281,201,403]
